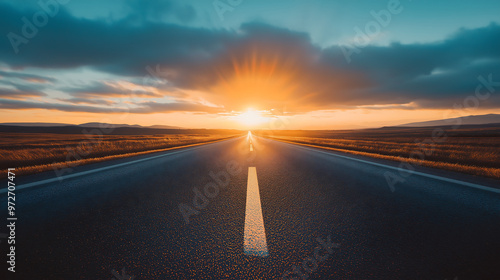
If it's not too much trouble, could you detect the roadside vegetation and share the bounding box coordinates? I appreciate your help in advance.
[257,125,500,180]
[0,132,240,177]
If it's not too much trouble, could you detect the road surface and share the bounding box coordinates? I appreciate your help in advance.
[1,134,499,279]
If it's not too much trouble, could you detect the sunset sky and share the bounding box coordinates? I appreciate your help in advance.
[1,0,499,129]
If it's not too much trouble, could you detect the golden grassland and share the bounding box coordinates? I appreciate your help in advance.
[0,133,240,177]
[257,126,500,180]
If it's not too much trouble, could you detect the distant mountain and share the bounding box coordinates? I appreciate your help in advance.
[0,122,70,127]
[78,122,143,128]
[397,114,500,127]
[0,122,182,129]
[146,125,181,129]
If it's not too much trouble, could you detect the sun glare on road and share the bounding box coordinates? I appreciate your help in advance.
[235,109,268,127]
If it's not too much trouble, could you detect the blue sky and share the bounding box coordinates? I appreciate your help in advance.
[0,0,499,128]
[59,0,500,45]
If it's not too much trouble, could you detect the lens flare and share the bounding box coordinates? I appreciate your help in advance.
[235,109,269,127]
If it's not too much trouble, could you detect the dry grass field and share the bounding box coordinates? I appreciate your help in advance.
[0,132,240,177]
[257,125,500,180]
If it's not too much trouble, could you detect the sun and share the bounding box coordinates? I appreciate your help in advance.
[235,109,268,127]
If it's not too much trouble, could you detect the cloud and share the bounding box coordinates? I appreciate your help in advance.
[62,81,164,98]
[0,2,229,71]
[0,88,46,100]
[124,0,196,23]
[0,1,499,114]
[0,98,222,114]
[56,97,116,106]
[0,70,55,83]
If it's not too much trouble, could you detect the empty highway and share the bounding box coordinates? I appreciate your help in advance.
[1,134,499,279]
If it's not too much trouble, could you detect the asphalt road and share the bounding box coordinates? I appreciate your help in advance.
[1,134,499,279]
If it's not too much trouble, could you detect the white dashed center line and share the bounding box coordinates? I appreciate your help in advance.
[243,167,269,257]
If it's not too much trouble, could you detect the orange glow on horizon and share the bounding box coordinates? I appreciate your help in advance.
[210,49,301,113]
[233,109,270,127]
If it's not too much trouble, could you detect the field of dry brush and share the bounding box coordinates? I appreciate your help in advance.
[0,133,239,177]
[258,126,500,180]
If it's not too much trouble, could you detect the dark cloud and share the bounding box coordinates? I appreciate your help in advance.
[0,98,221,114]
[0,78,49,93]
[0,2,230,71]
[0,70,52,100]
[0,1,499,113]
[319,22,500,107]
[0,70,55,83]
[0,88,46,99]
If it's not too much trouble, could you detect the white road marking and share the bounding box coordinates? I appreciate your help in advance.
[269,138,500,194]
[0,140,232,194]
[250,143,253,152]
[244,167,269,257]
